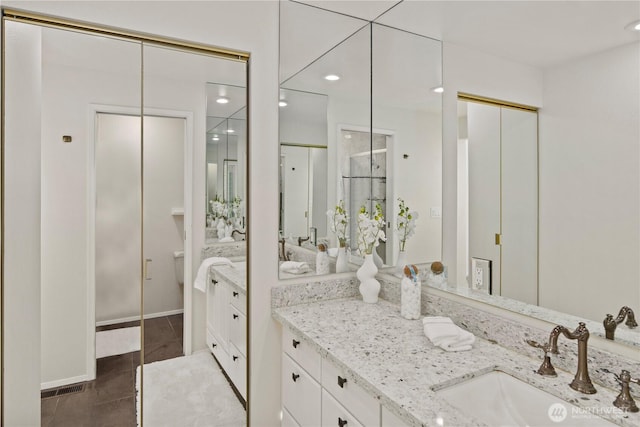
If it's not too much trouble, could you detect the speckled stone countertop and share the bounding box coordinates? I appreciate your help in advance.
[210,261,246,294]
[273,298,637,427]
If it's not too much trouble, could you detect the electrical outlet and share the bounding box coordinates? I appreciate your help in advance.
[471,258,491,293]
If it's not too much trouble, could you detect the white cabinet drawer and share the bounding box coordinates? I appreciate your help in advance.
[282,327,321,381]
[322,389,364,427]
[282,407,300,427]
[229,287,246,315]
[228,341,246,400]
[322,359,380,427]
[207,331,228,373]
[382,406,410,427]
[229,305,247,356]
[282,353,321,426]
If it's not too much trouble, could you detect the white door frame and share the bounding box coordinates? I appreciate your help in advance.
[86,104,194,380]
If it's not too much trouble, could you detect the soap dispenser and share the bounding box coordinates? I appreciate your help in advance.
[316,243,330,275]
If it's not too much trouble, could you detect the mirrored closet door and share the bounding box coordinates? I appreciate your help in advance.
[2,11,248,426]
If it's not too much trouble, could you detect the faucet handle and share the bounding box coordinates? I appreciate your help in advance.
[613,370,640,412]
[526,339,557,377]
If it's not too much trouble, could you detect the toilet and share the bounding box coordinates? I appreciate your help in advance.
[173,250,184,286]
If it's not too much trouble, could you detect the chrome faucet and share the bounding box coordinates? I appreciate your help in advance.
[548,322,597,394]
[603,306,637,340]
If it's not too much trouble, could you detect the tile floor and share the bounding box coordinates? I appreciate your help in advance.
[42,314,184,427]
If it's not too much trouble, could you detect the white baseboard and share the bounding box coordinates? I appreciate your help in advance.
[41,374,90,391]
[96,308,184,327]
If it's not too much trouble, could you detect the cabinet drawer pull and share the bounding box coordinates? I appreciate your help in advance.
[338,376,347,388]
[233,314,239,319]
[211,279,218,285]
[291,373,300,382]
[233,355,238,361]
[211,343,217,349]
[292,339,300,348]
[233,291,239,297]
[338,417,348,427]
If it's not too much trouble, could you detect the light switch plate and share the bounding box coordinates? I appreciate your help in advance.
[430,207,441,218]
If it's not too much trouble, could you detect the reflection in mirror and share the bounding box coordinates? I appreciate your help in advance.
[458,97,538,305]
[206,83,246,244]
[278,0,443,279]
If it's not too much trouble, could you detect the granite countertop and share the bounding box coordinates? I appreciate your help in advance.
[210,261,246,294]
[273,298,636,427]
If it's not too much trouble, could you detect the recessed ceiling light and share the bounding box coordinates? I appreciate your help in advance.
[226,129,235,133]
[325,74,340,81]
[626,20,640,31]
[432,86,444,94]
[212,136,220,141]
[279,100,288,107]
[216,96,230,104]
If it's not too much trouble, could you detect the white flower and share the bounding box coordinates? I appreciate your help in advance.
[397,198,418,252]
[356,204,386,255]
[327,200,349,245]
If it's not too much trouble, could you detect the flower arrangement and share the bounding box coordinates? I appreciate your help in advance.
[396,198,418,252]
[356,203,386,255]
[327,200,349,247]
[209,196,228,220]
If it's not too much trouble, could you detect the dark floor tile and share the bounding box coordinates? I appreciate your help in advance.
[41,396,58,427]
[94,368,135,403]
[167,314,184,340]
[96,320,140,332]
[97,353,133,376]
[93,396,137,427]
[144,339,184,364]
[49,391,96,427]
[143,317,174,345]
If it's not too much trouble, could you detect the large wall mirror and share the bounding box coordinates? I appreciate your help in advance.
[2,10,248,426]
[278,1,443,278]
[277,0,639,350]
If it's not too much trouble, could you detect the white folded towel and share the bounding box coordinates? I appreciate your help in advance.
[279,261,312,275]
[423,316,475,352]
[194,257,234,293]
[218,236,235,243]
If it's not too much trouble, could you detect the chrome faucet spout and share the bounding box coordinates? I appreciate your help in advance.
[547,322,596,394]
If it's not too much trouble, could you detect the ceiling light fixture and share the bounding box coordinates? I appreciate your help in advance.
[212,136,220,141]
[226,129,235,133]
[432,86,444,94]
[279,100,288,107]
[216,96,230,104]
[324,74,340,81]
[625,19,640,31]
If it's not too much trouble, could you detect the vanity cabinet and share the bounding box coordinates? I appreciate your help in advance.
[206,268,247,400]
[281,328,384,427]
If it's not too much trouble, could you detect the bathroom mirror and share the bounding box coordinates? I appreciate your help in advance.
[206,83,247,244]
[3,11,250,425]
[278,0,443,278]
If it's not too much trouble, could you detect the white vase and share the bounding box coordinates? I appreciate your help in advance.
[373,248,384,268]
[216,218,225,238]
[395,250,407,277]
[336,244,349,273]
[357,254,380,303]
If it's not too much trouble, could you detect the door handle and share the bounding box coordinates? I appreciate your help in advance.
[144,258,152,280]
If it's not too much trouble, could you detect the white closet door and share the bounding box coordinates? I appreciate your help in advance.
[501,108,538,305]
[467,102,501,292]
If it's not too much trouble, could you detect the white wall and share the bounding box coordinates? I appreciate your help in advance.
[538,42,640,321]
[3,1,281,425]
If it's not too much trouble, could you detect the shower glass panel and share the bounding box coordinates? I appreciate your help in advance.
[3,20,142,426]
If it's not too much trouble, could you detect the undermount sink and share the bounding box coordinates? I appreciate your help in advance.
[435,370,617,426]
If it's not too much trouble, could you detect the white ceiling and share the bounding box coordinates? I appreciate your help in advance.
[299,0,640,69]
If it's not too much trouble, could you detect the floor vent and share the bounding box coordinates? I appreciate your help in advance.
[41,383,85,399]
